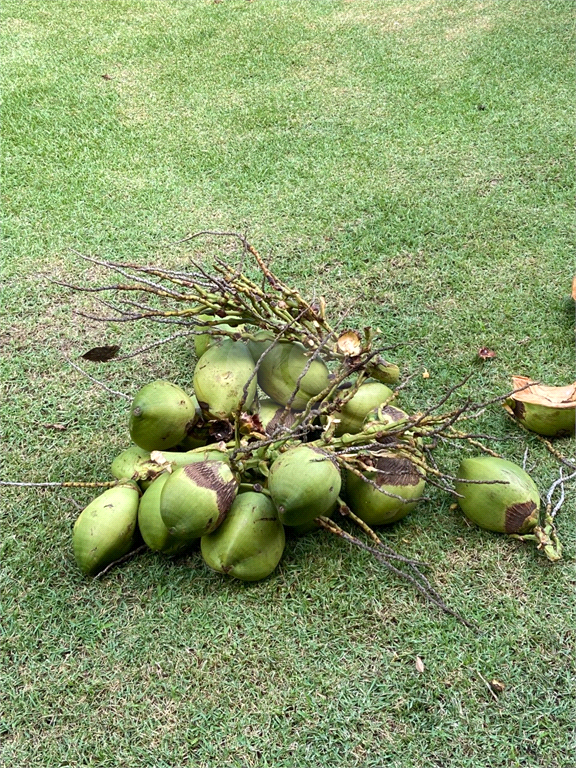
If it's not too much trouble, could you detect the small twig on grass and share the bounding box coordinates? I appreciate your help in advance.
[476,669,500,703]
[546,468,576,519]
[0,480,118,488]
[316,516,477,630]
[64,355,130,400]
[93,545,148,580]
[503,409,576,470]
[63,496,84,511]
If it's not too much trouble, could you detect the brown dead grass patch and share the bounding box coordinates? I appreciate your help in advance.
[444,9,495,41]
[333,0,497,45]
[333,0,437,33]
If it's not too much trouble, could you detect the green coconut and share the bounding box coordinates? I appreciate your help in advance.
[506,377,576,438]
[201,491,285,581]
[345,453,426,526]
[135,445,231,489]
[193,338,256,418]
[330,381,394,436]
[257,398,296,435]
[194,315,245,359]
[137,474,195,555]
[455,456,540,534]
[72,480,141,576]
[111,445,151,482]
[129,380,198,452]
[248,337,329,411]
[268,444,341,527]
[160,460,238,539]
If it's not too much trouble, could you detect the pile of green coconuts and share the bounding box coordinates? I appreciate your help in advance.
[72,323,575,580]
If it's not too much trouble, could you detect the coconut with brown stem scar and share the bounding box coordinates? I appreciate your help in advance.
[505,376,576,438]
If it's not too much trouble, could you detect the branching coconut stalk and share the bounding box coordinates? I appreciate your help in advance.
[315,514,477,630]
[511,467,576,561]
[57,236,398,376]
[6,232,569,617]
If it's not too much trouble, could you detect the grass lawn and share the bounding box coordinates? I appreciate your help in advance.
[2,1,575,766]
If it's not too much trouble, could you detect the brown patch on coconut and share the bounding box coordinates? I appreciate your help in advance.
[505,500,538,534]
[373,456,421,487]
[265,407,296,435]
[510,400,525,420]
[183,462,238,514]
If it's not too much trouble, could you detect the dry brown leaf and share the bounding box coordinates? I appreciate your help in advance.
[415,656,425,673]
[489,679,505,694]
[511,376,576,410]
[336,330,363,357]
[572,275,576,300]
[81,344,120,363]
[422,369,430,379]
[239,412,264,436]
[478,347,496,360]
[43,423,67,431]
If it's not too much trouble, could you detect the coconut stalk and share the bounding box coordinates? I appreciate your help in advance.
[511,467,576,561]
[55,234,400,379]
[10,233,570,609]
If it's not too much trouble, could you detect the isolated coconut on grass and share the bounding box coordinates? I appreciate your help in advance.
[455,456,540,535]
[506,376,576,438]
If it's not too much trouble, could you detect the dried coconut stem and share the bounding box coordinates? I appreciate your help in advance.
[64,355,130,400]
[316,516,476,630]
[546,468,576,519]
[503,410,576,470]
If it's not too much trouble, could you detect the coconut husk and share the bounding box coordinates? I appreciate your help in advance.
[511,377,576,410]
